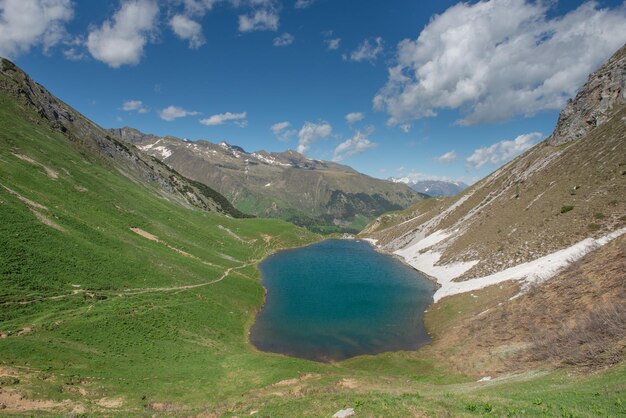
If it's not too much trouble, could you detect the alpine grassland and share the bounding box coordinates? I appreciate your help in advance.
[1,91,625,416]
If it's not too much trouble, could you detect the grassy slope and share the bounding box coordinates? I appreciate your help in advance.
[0,93,624,416]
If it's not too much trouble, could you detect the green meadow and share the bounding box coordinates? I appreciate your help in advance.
[1,92,624,416]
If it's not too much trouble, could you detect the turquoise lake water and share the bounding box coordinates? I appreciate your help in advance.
[250,239,436,362]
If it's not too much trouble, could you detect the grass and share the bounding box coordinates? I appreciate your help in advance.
[1,91,625,416]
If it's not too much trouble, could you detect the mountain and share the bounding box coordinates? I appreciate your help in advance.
[390,178,468,196]
[1,48,625,417]
[109,127,424,233]
[0,58,248,219]
[360,44,626,375]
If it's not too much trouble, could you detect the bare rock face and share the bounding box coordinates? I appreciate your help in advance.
[548,43,626,145]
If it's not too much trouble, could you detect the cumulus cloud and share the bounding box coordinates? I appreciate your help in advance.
[435,150,457,164]
[375,0,626,127]
[200,111,247,126]
[238,9,278,32]
[122,100,149,113]
[180,0,219,15]
[87,0,159,68]
[294,0,314,9]
[350,36,383,62]
[325,37,340,50]
[159,105,200,121]
[345,112,364,124]
[170,14,204,48]
[273,32,294,46]
[271,121,296,141]
[297,121,332,154]
[466,132,542,169]
[333,128,377,162]
[0,0,74,58]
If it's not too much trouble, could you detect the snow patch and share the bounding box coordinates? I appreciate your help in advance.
[361,238,378,246]
[396,227,626,302]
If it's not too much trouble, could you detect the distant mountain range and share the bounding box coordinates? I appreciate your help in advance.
[390,178,468,197]
[110,127,425,233]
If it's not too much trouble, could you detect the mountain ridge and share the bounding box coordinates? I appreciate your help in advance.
[390,178,468,197]
[110,126,425,233]
[0,58,249,219]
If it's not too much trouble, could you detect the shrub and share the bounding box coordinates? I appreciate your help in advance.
[560,205,574,214]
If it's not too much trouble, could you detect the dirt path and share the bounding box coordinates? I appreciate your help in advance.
[120,260,257,296]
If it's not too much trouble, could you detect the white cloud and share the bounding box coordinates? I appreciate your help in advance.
[273,32,294,46]
[297,121,332,154]
[271,121,296,141]
[238,9,278,32]
[0,0,74,58]
[294,0,314,9]
[200,111,247,126]
[345,112,364,124]
[170,14,204,48]
[466,132,542,169]
[159,105,200,121]
[122,100,149,113]
[350,36,383,62]
[325,37,340,50]
[333,128,377,162]
[435,150,457,164]
[393,172,456,183]
[181,0,219,15]
[375,0,626,127]
[87,0,159,68]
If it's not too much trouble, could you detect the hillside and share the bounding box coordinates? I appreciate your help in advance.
[0,60,251,219]
[110,127,424,233]
[0,50,625,417]
[361,44,626,373]
[390,178,468,197]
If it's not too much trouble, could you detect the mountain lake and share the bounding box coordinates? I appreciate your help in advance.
[250,239,436,361]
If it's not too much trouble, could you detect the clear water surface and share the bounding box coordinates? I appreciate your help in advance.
[250,239,436,362]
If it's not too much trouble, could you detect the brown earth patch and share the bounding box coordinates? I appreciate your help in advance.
[96,397,124,408]
[336,378,360,389]
[0,388,69,413]
[427,234,626,376]
[273,373,320,387]
[12,153,59,179]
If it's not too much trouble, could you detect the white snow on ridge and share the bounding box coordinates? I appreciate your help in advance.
[138,142,172,159]
[251,152,292,167]
[395,227,626,302]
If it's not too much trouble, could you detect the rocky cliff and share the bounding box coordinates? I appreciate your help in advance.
[548,44,626,145]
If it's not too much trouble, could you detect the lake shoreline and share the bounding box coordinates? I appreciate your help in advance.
[248,239,436,362]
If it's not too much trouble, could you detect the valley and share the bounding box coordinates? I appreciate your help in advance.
[0,2,625,416]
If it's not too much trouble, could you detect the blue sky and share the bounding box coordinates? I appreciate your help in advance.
[3,0,626,184]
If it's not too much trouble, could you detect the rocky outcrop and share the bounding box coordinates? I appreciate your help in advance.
[548,43,626,145]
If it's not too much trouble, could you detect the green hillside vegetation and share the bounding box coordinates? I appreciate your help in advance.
[0,67,624,415]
